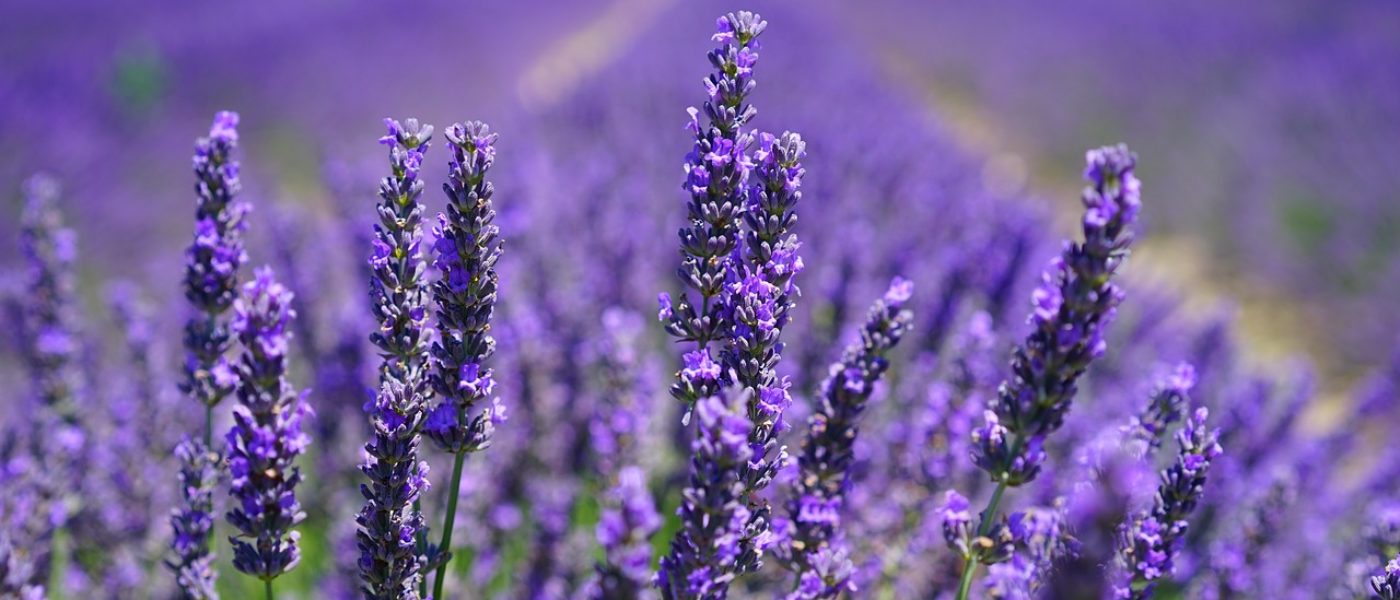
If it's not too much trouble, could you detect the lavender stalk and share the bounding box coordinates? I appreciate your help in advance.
[660,11,767,415]
[1110,407,1222,598]
[777,278,914,598]
[357,117,435,600]
[955,145,1141,599]
[423,120,506,598]
[225,268,311,594]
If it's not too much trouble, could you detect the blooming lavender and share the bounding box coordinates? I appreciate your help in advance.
[167,438,220,600]
[660,11,767,410]
[1111,407,1222,599]
[953,145,1141,599]
[0,532,42,600]
[225,267,311,588]
[1123,364,1196,456]
[1374,556,1400,600]
[183,111,249,436]
[587,310,661,600]
[776,278,914,598]
[357,117,434,600]
[656,391,760,600]
[423,120,506,597]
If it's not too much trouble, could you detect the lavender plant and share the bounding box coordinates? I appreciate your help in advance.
[168,438,220,599]
[954,144,1141,599]
[424,120,506,598]
[660,11,767,413]
[1110,407,1222,598]
[357,117,435,600]
[774,278,914,598]
[225,267,311,594]
[655,391,759,600]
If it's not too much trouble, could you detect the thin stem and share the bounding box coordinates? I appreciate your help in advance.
[432,451,468,599]
[264,578,274,600]
[954,434,1021,600]
[204,403,213,448]
[416,498,427,598]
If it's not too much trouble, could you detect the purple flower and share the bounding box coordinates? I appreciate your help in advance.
[1373,556,1400,600]
[426,120,505,457]
[182,111,249,412]
[973,144,1141,486]
[657,391,757,600]
[358,117,436,600]
[166,438,219,599]
[1111,407,1221,599]
[779,282,913,596]
[225,268,310,582]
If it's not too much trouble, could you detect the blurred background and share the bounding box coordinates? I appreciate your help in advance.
[1,0,1397,597]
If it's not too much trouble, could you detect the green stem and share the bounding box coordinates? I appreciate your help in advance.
[203,403,213,448]
[264,578,274,600]
[954,434,1021,600]
[432,451,468,599]
[416,498,427,598]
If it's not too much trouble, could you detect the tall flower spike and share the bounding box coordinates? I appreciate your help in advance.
[778,278,914,598]
[425,120,505,455]
[661,11,768,412]
[167,438,220,599]
[182,111,249,418]
[17,174,84,590]
[225,268,311,582]
[1110,407,1221,599]
[358,116,435,600]
[587,310,661,600]
[423,120,505,598]
[1123,363,1196,457]
[956,145,1140,600]
[656,390,760,600]
[973,144,1140,486]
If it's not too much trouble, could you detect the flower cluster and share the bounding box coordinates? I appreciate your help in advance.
[656,391,760,600]
[1123,363,1196,456]
[425,120,506,455]
[167,438,220,599]
[358,117,436,599]
[225,268,311,581]
[973,144,1141,486]
[1111,407,1222,599]
[182,111,249,412]
[661,11,768,408]
[587,310,661,600]
[776,278,914,597]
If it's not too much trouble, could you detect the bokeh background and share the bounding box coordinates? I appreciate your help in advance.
[1,0,1397,598]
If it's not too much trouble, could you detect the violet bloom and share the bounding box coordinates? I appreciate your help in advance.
[957,145,1140,599]
[1111,407,1222,599]
[656,391,758,600]
[0,532,43,600]
[167,438,220,600]
[225,268,311,583]
[422,120,506,597]
[661,11,767,410]
[1123,363,1196,456]
[18,174,83,434]
[425,120,505,455]
[1374,556,1400,600]
[778,278,914,598]
[182,111,249,423]
[358,117,435,600]
[587,310,661,600]
[593,466,662,600]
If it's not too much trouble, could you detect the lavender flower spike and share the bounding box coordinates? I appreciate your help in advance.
[661,11,767,411]
[1111,407,1221,599]
[957,145,1141,600]
[225,267,311,585]
[167,438,220,600]
[358,117,435,600]
[1373,555,1400,600]
[656,390,759,600]
[424,120,505,598]
[778,278,914,598]
[182,111,249,430]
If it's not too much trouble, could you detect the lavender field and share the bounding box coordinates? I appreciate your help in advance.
[1,1,1398,599]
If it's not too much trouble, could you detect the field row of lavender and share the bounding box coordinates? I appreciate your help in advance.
[1,1,1396,599]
